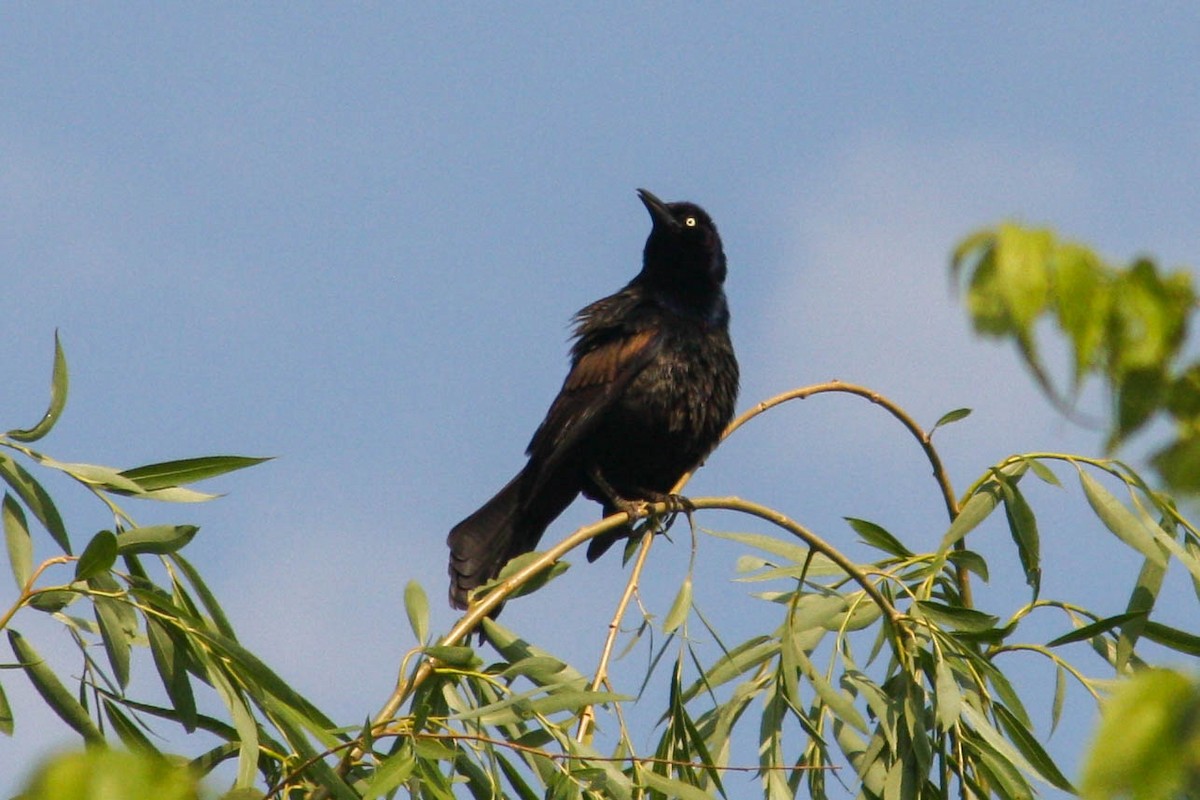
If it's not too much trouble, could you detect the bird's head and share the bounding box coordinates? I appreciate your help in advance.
[637,188,727,289]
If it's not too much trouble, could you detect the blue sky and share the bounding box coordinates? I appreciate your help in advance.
[3,5,1199,795]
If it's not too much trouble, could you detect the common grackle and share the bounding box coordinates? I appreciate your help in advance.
[447,189,738,610]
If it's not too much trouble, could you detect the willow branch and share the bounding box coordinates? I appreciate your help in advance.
[715,381,968,602]
[576,527,656,743]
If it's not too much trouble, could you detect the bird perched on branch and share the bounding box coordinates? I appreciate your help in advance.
[447,189,739,610]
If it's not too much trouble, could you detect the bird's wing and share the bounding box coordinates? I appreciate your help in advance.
[523,325,663,495]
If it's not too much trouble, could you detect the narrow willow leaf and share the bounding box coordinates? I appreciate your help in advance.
[961,703,1042,784]
[914,600,999,633]
[934,658,961,731]
[91,576,136,689]
[680,636,778,703]
[452,685,627,726]
[488,550,569,599]
[946,549,990,582]
[993,703,1075,791]
[1001,482,1041,597]
[146,616,197,732]
[481,618,589,687]
[7,332,69,443]
[1050,665,1067,735]
[1046,611,1147,647]
[969,730,1036,800]
[707,529,814,565]
[136,486,220,503]
[1141,621,1200,656]
[75,530,118,581]
[933,407,972,430]
[3,494,32,589]
[939,483,1001,553]
[0,679,12,735]
[188,625,337,730]
[1023,457,1061,487]
[8,629,102,742]
[170,554,236,638]
[796,649,867,733]
[1078,469,1167,567]
[102,698,160,753]
[28,589,75,613]
[208,667,258,790]
[639,766,718,800]
[361,748,417,800]
[422,645,478,668]
[0,454,70,554]
[34,457,144,494]
[404,580,430,644]
[662,577,692,634]
[119,455,271,491]
[1117,551,1166,670]
[116,525,199,555]
[845,517,911,557]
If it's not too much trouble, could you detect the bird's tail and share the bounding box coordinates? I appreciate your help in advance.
[446,470,578,610]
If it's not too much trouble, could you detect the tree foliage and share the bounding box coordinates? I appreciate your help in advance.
[6,226,1200,799]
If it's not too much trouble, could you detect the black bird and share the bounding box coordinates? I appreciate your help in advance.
[447,189,738,610]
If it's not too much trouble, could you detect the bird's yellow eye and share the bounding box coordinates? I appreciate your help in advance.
[684,217,697,227]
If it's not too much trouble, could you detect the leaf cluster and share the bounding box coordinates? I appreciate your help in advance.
[953,224,1200,489]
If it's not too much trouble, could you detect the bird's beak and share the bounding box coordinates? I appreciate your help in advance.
[637,188,679,231]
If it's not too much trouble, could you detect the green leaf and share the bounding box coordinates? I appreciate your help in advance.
[33,458,145,494]
[845,517,911,557]
[116,525,199,555]
[1023,457,1062,487]
[961,703,1043,788]
[102,698,160,753]
[0,679,13,735]
[146,616,198,732]
[914,600,999,633]
[1114,367,1166,446]
[1050,665,1067,735]
[170,554,237,638]
[638,767,715,800]
[1046,611,1147,648]
[8,629,102,742]
[662,577,692,634]
[939,482,1001,553]
[7,332,68,443]
[27,589,76,613]
[90,574,136,689]
[1141,621,1200,657]
[74,530,118,580]
[118,456,271,491]
[932,407,972,430]
[485,550,570,600]
[934,658,961,731]
[404,580,429,644]
[1052,243,1109,387]
[1081,669,1200,800]
[361,748,417,800]
[208,667,258,790]
[708,529,818,566]
[0,454,70,554]
[3,494,33,589]
[1077,468,1167,568]
[1151,431,1200,493]
[1001,481,1041,597]
[450,684,627,726]
[993,702,1075,791]
[421,645,479,668]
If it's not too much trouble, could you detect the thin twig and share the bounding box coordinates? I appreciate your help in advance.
[576,527,656,742]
